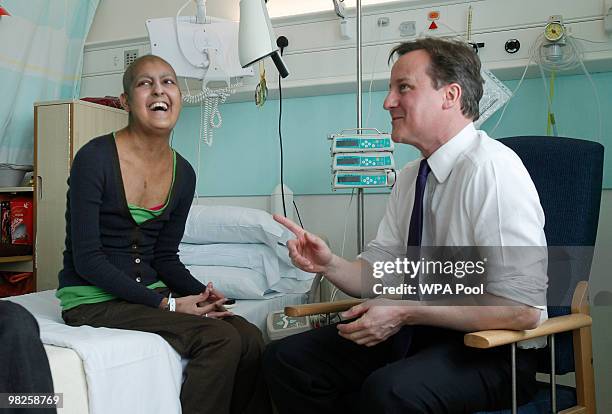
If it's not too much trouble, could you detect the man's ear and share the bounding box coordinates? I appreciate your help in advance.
[119,93,130,112]
[442,83,462,110]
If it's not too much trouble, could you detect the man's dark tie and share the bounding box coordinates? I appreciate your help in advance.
[393,159,430,358]
[407,159,431,247]
[404,159,430,297]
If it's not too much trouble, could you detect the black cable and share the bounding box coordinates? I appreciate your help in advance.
[293,200,304,228]
[279,77,304,227]
[276,36,304,226]
[278,71,287,217]
[277,36,289,218]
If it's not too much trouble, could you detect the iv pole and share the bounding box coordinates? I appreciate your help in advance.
[356,0,365,253]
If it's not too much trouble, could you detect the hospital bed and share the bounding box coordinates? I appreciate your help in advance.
[8,289,312,414]
[4,205,318,414]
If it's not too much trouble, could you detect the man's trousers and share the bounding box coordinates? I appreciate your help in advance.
[264,323,538,414]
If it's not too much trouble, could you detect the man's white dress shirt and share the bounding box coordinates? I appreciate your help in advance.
[360,123,548,348]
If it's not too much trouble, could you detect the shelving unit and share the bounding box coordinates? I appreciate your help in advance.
[0,187,34,193]
[0,186,34,296]
[0,186,34,267]
[0,255,33,264]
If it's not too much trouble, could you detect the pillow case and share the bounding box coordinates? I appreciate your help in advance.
[180,243,281,286]
[183,205,294,251]
[179,243,313,287]
[186,261,314,297]
[187,265,282,300]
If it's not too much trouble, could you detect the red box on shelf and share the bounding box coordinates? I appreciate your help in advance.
[9,197,33,245]
[0,200,9,244]
[0,271,34,297]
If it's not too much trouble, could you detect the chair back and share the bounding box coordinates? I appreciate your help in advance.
[498,136,603,374]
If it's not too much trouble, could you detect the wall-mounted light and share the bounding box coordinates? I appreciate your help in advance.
[0,5,11,16]
[148,0,289,83]
[238,0,289,78]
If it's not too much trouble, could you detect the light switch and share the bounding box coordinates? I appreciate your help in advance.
[399,21,416,37]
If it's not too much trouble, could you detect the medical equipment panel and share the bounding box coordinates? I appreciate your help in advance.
[333,152,395,170]
[333,170,396,189]
[330,135,394,153]
[267,310,312,340]
[329,128,396,190]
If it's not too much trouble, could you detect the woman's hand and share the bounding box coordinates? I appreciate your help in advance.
[197,297,234,319]
[205,282,225,302]
[174,289,234,319]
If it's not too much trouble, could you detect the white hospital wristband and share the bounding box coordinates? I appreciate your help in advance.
[168,295,176,312]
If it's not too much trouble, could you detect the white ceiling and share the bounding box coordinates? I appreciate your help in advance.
[86,0,405,44]
[206,0,404,20]
[266,0,404,18]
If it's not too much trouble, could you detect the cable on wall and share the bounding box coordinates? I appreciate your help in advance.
[277,36,289,218]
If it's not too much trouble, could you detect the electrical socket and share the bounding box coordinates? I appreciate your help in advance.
[378,17,390,27]
[399,21,416,37]
[124,49,139,69]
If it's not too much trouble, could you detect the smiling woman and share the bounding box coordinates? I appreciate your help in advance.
[115,56,181,209]
[119,56,181,129]
[55,55,271,414]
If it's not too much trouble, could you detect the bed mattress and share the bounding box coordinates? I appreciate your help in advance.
[6,290,307,414]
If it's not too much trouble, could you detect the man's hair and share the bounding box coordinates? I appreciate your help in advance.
[388,38,484,120]
[122,55,177,98]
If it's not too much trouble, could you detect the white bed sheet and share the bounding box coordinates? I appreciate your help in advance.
[8,291,184,414]
[43,344,89,414]
[7,290,307,414]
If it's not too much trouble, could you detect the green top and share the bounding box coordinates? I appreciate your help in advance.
[56,150,177,311]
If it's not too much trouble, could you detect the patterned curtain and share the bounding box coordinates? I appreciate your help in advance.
[0,0,100,166]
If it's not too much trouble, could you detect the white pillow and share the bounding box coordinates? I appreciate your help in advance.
[280,261,315,281]
[179,243,314,287]
[187,262,314,298]
[183,205,294,250]
[269,277,315,294]
[187,265,282,300]
[180,243,282,287]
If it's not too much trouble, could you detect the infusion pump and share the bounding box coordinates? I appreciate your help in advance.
[329,128,396,190]
[333,170,396,189]
[333,152,395,170]
[330,134,394,153]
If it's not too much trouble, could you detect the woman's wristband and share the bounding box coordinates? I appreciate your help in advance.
[168,294,176,312]
[159,295,176,312]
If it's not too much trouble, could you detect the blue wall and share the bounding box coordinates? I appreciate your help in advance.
[172,71,611,196]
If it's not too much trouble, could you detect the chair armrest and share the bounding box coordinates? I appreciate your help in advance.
[464,313,592,349]
[285,299,364,317]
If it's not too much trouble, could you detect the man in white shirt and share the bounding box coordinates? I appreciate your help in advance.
[264,38,547,413]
